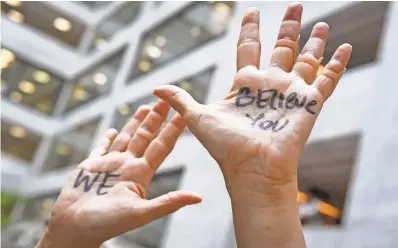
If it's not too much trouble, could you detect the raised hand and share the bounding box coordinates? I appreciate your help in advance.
[154,3,351,248]
[154,3,351,205]
[36,101,201,248]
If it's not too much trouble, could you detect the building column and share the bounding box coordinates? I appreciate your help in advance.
[30,136,54,173]
[342,2,398,247]
[52,81,75,117]
[161,138,232,248]
[77,27,96,55]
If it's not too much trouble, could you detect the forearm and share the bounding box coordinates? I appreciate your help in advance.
[230,181,306,248]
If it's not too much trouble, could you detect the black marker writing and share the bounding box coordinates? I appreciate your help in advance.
[236,87,317,115]
[259,119,290,132]
[74,168,100,193]
[97,172,121,195]
[246,113,265,127]
[305,100,317,115]
[73,169,120,196]
[294,95,306,107]
[257,89,277,109]
[236,87,255,107]
[278,93,285,109]
[245,114,290,132]
[285,93,297,109]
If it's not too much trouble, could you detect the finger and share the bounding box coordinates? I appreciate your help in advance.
[143,191,202,221]
[144,114,185,172]
[127,100,170,157]
[153,85,201,118]
[313,43,352,100]
[88,128,118,158]
[292,22,329,83]
[237,7,261,72]
[269,2,303,72]
[79,152,127,172]
[109,105,151,152]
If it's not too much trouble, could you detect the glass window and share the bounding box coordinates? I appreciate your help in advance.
[115,67,215,131]
[43,118,101,171]
[298,134,360,226]
[22,193,59,222]
[64,48,126,113]
[153,1,164,8]
[1,1,86,47]
[129,1,234,80]
[118,169,183,248]
[90,2,142,53]
[2,191,58,247]
[76,1,113,11]
[1,48,64,115]
[1,120,42,163]
[300,2,389,71]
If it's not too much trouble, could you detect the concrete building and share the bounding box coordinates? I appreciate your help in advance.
[1,1,397,247]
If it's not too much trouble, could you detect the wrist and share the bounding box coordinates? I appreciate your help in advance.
[36,222,102,248]
[227,171,299,208]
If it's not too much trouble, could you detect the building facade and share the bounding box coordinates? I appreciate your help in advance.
[1,1,398,248]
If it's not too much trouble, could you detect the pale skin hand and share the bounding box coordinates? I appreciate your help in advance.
[154,3,352,248]
[36,100,201,248]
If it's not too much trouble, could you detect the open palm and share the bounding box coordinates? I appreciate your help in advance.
[154,3,352,205]
[44,101,201,248]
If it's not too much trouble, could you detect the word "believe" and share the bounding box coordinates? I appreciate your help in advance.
[235,87,318,115]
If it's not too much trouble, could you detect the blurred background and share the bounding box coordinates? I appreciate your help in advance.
[1,1,397,248]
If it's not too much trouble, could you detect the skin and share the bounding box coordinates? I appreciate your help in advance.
[153,3,352,248]
[35,100,202,248]
[36,3,352,248]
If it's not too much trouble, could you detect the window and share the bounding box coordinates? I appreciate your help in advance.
[298,134,360,226]
[115,94,158,131]
[1,192,58,247]
[43,118,101,171]
[129,1,234,80]
[299,1,389,71]
[115,67,215,131]
[153,1,164,7]
[90,2,142,53]
[77,1,113,11]
[117,169,183,248]
[1,120,42,163]
[1,1,86,47]
[64,47,126,113]
[22,193,59,222]
[1,48,64,115]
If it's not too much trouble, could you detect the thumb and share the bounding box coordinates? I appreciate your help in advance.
[153,85,200,117]
[143,191,202,221]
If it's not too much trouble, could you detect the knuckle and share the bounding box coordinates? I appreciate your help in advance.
[274,38,297,51]
[135,127,155,143]
[238,38,260,48]
[325,59,345,74]
[295,53,320,70]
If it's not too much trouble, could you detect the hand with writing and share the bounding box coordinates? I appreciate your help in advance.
[36,101,201,248]
[154,3,352,248]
